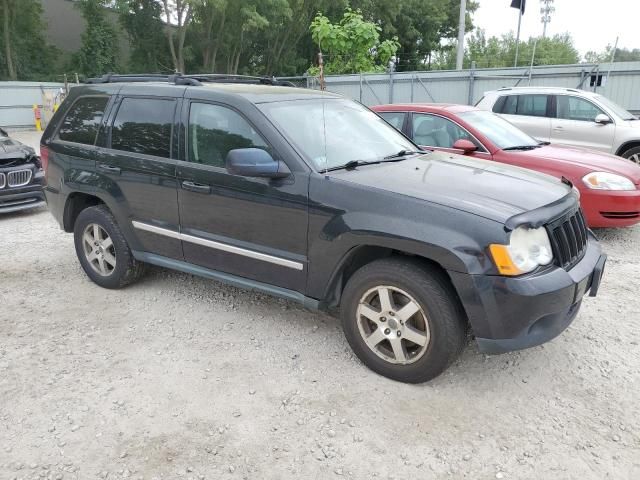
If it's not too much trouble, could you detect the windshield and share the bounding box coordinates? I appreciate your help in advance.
[259,98,416,171]
[594,94,637,121]
[458,110,539,149]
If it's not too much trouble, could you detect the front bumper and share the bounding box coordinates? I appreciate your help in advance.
[449,232,606,354]
[581,189,640,227]
[0,187,46,213]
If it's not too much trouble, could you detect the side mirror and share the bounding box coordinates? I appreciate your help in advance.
[595,114,612,125]
[452,139,478,154]
[225,148,290,179]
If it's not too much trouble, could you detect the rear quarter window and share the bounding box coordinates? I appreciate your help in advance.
[57,96,110,145]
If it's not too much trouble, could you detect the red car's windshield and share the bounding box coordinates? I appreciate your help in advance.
[458,110,539,150]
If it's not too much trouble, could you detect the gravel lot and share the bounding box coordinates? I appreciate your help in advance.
[1,133,639,480]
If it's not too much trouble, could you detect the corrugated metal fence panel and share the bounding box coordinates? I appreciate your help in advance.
[0,82,65,128]
[307,62,640,112]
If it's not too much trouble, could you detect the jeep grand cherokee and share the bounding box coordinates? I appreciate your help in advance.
[40,74,607,383]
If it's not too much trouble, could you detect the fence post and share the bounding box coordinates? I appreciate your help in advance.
[389,71,394,103]
[359,73,363,103]
[410,75,414,102]
[467,61,476,105]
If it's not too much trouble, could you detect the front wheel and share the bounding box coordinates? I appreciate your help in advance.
[620,146,640,165]
[340,258,467,383]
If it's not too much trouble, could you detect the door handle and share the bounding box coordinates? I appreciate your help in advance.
[97,163,121,174]
[553,126,564,130]
[182,181,211,194]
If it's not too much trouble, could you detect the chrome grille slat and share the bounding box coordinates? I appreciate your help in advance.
[0,172,5,189]
[7,169,32,187]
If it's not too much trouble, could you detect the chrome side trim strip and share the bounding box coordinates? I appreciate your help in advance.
[132,220,304,271]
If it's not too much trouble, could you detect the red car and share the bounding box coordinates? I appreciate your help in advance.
[372,104,640,228]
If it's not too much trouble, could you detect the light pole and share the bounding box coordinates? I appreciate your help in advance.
[456,0,467,70]
[540,0,555,38]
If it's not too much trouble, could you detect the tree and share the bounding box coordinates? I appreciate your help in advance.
[116,0,172,72]
[0,0,58,80]
[161,0,200,72]
[458,30,579,70]
[309,8,399,74]
[585,46,640,64]
[72,0,119,77]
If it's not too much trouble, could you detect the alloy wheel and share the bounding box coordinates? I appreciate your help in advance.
[628,153,640,165]
[82,223,116,276]
[356,285,431,365]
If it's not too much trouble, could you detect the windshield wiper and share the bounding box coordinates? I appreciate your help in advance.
[383,149,423,160]
[503,145,541,151]
[538,141,551,146]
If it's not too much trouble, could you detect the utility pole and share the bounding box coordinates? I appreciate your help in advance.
[540,0,555,38]
[511,0,526,67]
[456,0,467,70]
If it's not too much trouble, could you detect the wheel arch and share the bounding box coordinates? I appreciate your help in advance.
[63,192,106,232]
[615,140,640,157]
[321,243,464,311]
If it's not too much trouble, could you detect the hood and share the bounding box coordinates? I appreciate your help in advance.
[0,136,38,167]
[330,151,571,224]
[517,144,640,185]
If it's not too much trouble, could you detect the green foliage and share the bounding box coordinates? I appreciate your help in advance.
[432,30,580,70]
[72,0,119,77]
[116,0,172,72]
[309,9,399,74]
[585,46,640,64]
[0,0,59,81]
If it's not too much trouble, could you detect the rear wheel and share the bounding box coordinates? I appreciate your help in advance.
[73,205,145,289]
[620,146,640,165]
[340,258,467,383]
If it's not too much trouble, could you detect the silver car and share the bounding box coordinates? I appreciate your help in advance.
[476,87,640,164]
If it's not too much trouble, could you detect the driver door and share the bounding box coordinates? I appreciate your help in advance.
[176,100,309,291]
[551,95,616,152]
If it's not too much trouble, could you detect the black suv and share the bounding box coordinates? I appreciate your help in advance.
[41,74,606,383]
[0,129,45,213]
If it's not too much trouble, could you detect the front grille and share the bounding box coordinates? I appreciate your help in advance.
[547,208,589,270]
[7,169,32,187]
[0,173,5,188]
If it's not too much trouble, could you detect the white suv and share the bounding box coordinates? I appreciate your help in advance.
[476,87,640,164]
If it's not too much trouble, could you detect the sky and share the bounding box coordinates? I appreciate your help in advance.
[472,0,640,58]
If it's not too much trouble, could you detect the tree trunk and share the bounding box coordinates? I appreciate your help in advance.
[162,1,179,72]
[2,0,16,80]
[209,8,226,73]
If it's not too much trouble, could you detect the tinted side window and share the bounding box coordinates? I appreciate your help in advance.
[111,97,175,157]
[492,95,507,113]
[516,95,548,117]
[378,112,406,131]
[188,103,269,168]
[556,96,604,121]
[58,96,109,145]
[412,114,478,149]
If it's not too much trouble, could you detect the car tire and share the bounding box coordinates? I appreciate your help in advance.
[73,205,145,289]
[620,146,640,165]
[340,257,468,383]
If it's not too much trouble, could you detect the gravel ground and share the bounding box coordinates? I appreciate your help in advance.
[1,133,639,480]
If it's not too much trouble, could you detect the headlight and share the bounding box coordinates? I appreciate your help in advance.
[582,172,635,191]
[489,226,554,276]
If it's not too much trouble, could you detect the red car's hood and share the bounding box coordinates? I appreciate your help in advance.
[514,144,640,185]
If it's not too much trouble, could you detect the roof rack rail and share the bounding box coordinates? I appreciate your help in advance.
[85,73,297,87]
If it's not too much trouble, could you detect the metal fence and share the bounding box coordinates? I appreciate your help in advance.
[2,61,640,129]
[279,61,640,113]
[0,82,66,129]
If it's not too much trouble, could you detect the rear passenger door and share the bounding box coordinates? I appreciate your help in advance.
[551,95,615,152]
[175,100,309,292]
[100,95,183,260]
[493,94,552,142]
